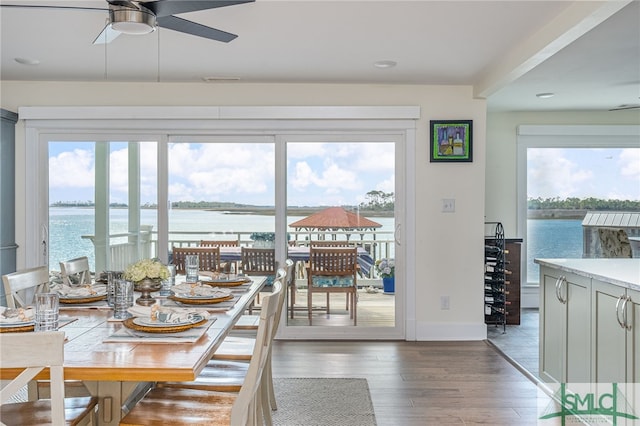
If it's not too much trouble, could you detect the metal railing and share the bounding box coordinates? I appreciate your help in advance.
[85,228,395,279]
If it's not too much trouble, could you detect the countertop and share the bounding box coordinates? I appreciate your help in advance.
[534,258,640,291]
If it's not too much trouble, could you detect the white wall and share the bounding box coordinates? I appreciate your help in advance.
[1,81,488,340]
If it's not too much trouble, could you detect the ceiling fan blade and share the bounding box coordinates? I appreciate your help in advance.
[0,4,107,12]
[92,22,122,45]
[157,15,237,42]
[144,0,254,18]
[608,105,640,111]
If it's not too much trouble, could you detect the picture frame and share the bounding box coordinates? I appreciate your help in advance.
[429,120,473,162]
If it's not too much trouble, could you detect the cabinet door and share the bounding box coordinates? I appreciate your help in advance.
[565,274,591,383]
[592,280,627,383]
[540,268,565,383]
[628,288,639,384]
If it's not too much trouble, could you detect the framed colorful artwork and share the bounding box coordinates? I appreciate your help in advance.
[430,120,473,162]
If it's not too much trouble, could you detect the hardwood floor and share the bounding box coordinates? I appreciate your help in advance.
[271,340,548,425]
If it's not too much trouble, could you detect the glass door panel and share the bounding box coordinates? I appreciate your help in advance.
[48,140,158,276]
[166,140,275,274]
[285,139,396,330]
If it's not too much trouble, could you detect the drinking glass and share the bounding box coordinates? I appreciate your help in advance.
[113,279,133,320]
[35,293,59,331]
[160,264,176,296]
[107,271,123,307]
[185,255,199,283]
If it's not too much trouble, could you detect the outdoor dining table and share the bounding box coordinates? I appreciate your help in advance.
[0,276,266,426]
[219,246,375,275]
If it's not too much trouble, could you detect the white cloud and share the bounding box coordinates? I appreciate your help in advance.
[619,148,640,181]
[528,149,593,198]
[49,149,94,189]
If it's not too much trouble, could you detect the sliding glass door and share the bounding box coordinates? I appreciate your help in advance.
[38,128,406,340]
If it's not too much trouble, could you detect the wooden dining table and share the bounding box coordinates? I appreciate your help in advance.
[0,276,266,426]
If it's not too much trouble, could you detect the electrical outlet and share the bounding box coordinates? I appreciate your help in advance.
[440,295,450,310]
[442,198,455,213]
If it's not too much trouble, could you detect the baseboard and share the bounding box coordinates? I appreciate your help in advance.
[522,285,539,308]
[415,321,487,341]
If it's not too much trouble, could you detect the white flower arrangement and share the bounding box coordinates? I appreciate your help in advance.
[375,258,395,278]
[123,258,170,282]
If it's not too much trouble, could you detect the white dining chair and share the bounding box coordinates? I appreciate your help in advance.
[0,331,98,425]
[2,266,49,309]
[59,256,93,287]
[120,278,284,426]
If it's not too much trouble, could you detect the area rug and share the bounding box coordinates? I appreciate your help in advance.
[271,378,377,426]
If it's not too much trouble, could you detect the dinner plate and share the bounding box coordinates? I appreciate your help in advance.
[200,276,251,287]
[59,293,107,304]
[0,320,34,327]
[123,316,208,333]
[169,293,234,305]
[133,313,205,328]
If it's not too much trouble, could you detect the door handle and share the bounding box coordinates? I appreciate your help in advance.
[615,295,627,329]
[555,276,567,304]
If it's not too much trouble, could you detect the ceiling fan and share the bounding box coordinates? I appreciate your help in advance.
[0,0,254,44]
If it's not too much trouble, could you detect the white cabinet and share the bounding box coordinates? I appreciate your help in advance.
[592,282,639,384]
[539,266,591,383]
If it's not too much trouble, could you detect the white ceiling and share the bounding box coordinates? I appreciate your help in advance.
[1,0,639,112]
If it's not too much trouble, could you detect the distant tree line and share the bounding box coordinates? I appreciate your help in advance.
[528,197,640,210]
[359,190,395,211]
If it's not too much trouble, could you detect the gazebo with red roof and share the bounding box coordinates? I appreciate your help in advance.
[289,207,382,240]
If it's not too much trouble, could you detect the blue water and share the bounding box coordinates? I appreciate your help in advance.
[527,219,583,282]
[50,208,584,282]
[49,208,395,271]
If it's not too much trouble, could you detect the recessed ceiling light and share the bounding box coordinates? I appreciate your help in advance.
[536,92,555,99]
[15,57,40,66]
[374,60,397,69]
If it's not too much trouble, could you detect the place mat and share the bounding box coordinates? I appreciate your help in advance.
[123,315,207,333]
[103,318,216,343]
[0,323,35,333]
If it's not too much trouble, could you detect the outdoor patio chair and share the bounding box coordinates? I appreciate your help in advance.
[307,246,358,325]
[241,247,277,313]
[200,240,239,247]
[59,256,92,287]
[172,246,223,274]
[0,331,98,425]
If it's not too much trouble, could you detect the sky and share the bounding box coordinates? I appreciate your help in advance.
[48,141,396,206]
[49,143,640,205]
[527,148,640,201]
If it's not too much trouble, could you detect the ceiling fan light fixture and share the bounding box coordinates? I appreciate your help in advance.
[110,7,156,35]
[374,60,397,69]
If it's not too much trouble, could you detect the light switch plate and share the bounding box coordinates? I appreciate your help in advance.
[442,198,455,213]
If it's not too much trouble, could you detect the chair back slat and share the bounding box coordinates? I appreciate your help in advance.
[2,266,50,309]
[172,246,222,274]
